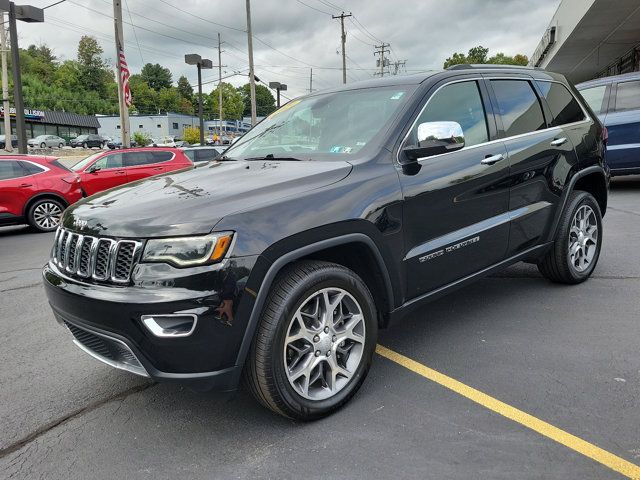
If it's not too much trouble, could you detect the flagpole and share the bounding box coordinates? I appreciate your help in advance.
[113,0,131,148]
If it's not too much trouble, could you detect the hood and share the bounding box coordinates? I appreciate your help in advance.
[64,159,352,238]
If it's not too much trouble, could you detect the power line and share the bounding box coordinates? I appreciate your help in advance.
[296,0,332,16]
[123,0,144,64]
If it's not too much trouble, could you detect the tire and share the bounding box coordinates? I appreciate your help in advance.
[58,143,64,148]
[244,260,377,420]
[40,142,46,148]
[83,142,88,149]
[538,191,602,284]
[27,198,65,233]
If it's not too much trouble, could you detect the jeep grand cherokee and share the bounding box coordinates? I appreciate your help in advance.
[43,65,608,420]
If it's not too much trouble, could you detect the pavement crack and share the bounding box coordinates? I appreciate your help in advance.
[0,267,44,274]
[0,283,42,293]
[607,206,640,217]
[0,382,156,460]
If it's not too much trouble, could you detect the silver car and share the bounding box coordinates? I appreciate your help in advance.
[27,135,67,149]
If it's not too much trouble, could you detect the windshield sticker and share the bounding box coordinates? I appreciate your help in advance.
[267,99,301,119]
[330,146,353,154]
[390,92,405,100]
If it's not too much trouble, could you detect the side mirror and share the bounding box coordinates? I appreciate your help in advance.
[87,164,101,173]
[403,121,465,161]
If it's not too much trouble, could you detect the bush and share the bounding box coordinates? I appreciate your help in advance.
[183,126,201,145]
[132,131,150,146]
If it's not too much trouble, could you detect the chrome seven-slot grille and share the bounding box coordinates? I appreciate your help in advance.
[52,227,142,284]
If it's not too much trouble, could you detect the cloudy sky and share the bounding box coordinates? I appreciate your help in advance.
[16,0,560,99]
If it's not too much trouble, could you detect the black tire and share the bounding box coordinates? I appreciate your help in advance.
[27,198,65,233]
[58,143,64,149]
[83,142,88,149]
[538,191,602,284]
[244,260,377,420]
[39,142,46,148]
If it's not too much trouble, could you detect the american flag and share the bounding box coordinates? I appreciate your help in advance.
[119,50,132,107]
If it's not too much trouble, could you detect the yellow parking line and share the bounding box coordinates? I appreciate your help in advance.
[376,344,640,480]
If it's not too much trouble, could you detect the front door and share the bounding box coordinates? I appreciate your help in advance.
[604,79,640,172]
[81,152,126,196]
[399,78,511,300]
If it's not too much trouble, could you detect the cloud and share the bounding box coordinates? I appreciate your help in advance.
[16,0,559,100]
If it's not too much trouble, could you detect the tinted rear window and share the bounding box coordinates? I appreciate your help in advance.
[18,161,46,174]
[536,81,585,126]
[614,80,640,112]
[491,80,546,137]
[0,160,26,180]
[151,151,173,163]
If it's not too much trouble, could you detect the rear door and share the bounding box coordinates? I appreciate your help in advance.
[604,79,640,172]
[81,152,126,195]
[399,77,511,299]
[0,160,38,219]
[124,151,174,182]
[487,77,581,256]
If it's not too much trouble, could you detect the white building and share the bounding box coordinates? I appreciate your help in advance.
[530,0,640,83]
[97,113,254,140]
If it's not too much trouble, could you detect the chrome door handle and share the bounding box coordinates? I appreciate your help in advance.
[550,137,567,146]
[481,154,504,165]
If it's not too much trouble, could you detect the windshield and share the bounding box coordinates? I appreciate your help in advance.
[224,85,415,161]
[71,152,103,171]
[75,135,87,141]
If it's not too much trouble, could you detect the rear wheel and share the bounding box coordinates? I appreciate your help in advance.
[39,142,46,148]
[27,198,64,232]
[83,142,88,149]
[58,143,64,149]
[244,260,377,420]
[538,191,602,284]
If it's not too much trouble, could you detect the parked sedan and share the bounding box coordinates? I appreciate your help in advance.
[0,134,18,149]
[0,156,82,232]
[27,135,66,149]
[577,71,640,176]
[151,136,177,147]
[69,134,106,149]
[70,147,193,196]
[106,137,138,149]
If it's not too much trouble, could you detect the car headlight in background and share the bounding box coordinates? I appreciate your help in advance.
[142,232,233,267]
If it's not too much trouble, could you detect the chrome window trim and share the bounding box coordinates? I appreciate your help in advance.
[396,76,593,166]
[0,158,50,181]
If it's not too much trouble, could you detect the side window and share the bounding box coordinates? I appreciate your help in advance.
[0,160,26,180]
[93,153,123,170]
[195,150,218,162]
[536,81,586,126]
[411,81,489,148]
[579,85,608,114]
[124,152,151,167]
[614,80,640,112]
[150,151,173,163]
[183,150,195,161]
[18,161,46,175]
[491,80,546,137]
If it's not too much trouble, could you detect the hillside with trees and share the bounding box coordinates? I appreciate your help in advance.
[11,35,276,120]
[443,46,529,69]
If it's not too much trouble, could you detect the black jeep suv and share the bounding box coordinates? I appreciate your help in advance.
[43,66,608,420]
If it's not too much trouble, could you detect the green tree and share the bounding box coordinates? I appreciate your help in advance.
[76,36,112,96]
[140,63,172,91]
[443,45,527,69]
[182,126,201,144]
[208,82,244,120]
[176,75,194,102]
[129,75,158,114]
[238,83,276,117]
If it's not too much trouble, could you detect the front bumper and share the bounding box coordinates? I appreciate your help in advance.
[43,254,260,391]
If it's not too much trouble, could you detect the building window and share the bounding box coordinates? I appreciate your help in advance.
[138,124,144,129]
[157,124,161,128]
[172,122,178,129]
[116,125,121,129]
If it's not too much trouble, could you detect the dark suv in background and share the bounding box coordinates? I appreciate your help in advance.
[70,134,106,149]
[43,65,608,420]
[577,71,640,176]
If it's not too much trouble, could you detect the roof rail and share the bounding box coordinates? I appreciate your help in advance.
[446,63,543,71]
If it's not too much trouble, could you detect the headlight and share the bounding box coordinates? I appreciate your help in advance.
[142,232,233,267]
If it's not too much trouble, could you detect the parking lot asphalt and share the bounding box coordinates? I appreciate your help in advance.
[1,178,639,479]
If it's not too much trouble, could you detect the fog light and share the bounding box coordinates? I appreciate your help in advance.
[141,314,197,338]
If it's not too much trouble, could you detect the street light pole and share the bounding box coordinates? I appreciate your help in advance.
[269,81,287,108]
[8,4,25,153]
[113,0,130,148]
[0,12,12,151]
[218,33,223,139]
[197,62,204,146]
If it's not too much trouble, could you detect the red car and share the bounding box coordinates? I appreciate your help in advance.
[70,148,193,196]
[0,155,82,232]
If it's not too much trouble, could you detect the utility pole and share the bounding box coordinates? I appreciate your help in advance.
[332,12,351,84]
[391,59,407,76]
[0,12,12,151]
[308,67,313,93]
[245,0,257,125]
[374,43,390,77]
[217,33,223,138]
[113,0,130,148]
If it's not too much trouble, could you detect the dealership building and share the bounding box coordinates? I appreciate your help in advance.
[97,112,253,140]
[530,0,640,83]
[0,107,100,141]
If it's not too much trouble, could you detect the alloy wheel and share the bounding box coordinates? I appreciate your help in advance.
[568,204,598,272]
[283,287,366,401]
[33,202,62,230]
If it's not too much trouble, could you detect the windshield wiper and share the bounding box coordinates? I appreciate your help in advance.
[244,154,304,161]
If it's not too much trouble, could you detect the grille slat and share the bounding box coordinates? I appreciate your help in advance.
[51,228,141,284]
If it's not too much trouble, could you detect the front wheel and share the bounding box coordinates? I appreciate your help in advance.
[58,143,64,148]
[27,198,64,232]
[244,260,377,420]
[40,142,46,148]
[538,191,602,283]
[83,142,88,149]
